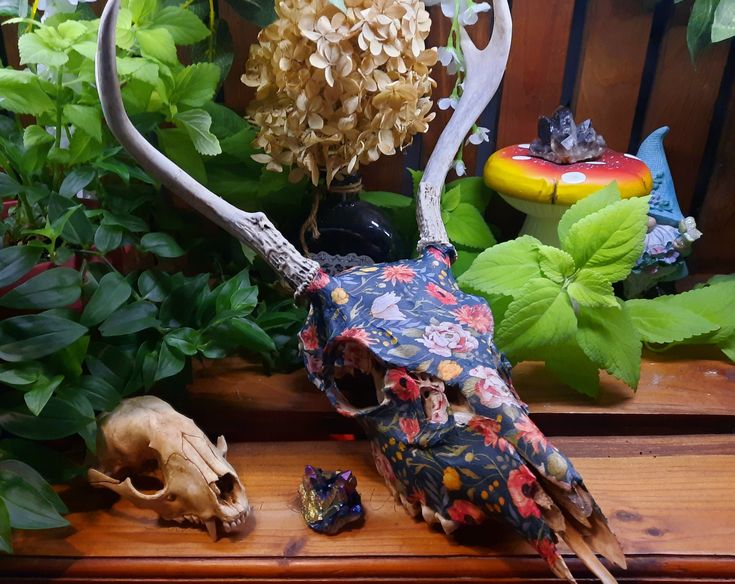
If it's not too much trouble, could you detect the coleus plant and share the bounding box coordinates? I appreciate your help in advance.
[459,183,735,397]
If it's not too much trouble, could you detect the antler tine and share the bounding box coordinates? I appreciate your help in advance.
[416,0,512,251]
[96,0,320,294]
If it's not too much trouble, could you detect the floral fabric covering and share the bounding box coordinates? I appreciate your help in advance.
[300,245,601,566]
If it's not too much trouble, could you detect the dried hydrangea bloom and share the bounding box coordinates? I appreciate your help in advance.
[243,0,438,185]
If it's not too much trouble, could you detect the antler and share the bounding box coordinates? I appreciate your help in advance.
[96,0,320,295]
[416,0,512,250]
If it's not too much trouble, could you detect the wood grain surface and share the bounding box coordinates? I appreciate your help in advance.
[3,437,734,583]
[573,0,654,151]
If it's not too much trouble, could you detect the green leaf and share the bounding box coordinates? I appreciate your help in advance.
[0,268,81,310]
[563,196,650,283]
[164,328,200,356]
[577,304,641,389]
[0,315,87,362]
[360,191,413,208]
[77,376,121,412]
[48,196,94,245]
[447,176,492,210]
[154,342,186,382]
[0,69,55,115]
[0,395,91,440]
[0,498,11,554]
[23,375,63,416]
[720,333,735,362]
[625,297,721,344]
[18,32,69,67]
[94,224,124,254]
[139,232,185,258]
[538,246,576,284]
[451,247,480,278]
[101,211,148,233]
[99,301,159,337]
[0,0,28,17]
[170,63,220,109]
[174,109,222,156]
[458,235,542,298]
[542,341,600,398]
[135,27,178,64]
[0,460,66,514]
[63,105,102,143]
[151,6,211,44]
[567,269,617,309]
[81,272,133,327]
[0,468,69,530]
[688,0,720,59]
[117,57,159,86]
[157,127,207,184]
[58,167,95,198]
[0,439,82,483]
[712,0,735,42]
[495,278,577,359]
[0,247,42,288]
[442,186,461,212]
[138,270,170,302]
[23,125,54,149]
[445,203,496,250]
[558,181,621,246]
[0,363,41,386]
[211,318,275,353]
[86,343,134,392]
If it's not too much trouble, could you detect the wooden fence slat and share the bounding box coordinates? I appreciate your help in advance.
[573,0,654,151]
[496,1,575,148]
[691,86,735,274]
[219,0,259,114]
[641,5,731,214]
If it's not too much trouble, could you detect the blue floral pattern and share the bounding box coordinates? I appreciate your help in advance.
[300,245,618,570]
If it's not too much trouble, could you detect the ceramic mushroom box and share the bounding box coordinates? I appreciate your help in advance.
[484,107,653,246]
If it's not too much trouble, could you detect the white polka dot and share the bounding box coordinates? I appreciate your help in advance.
[561,171,587,184]
[518,143,530,149]
[624,153,641,160]
[512,155,532,161]
[585,161,606,165]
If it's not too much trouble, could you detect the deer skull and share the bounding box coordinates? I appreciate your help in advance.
[88,396,249,540]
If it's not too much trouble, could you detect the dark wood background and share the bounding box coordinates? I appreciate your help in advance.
[3,0,733,273]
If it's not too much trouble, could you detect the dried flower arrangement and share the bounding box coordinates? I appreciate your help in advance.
[243,0,438,185]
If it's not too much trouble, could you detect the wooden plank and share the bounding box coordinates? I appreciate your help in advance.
[573,0,654,151]
[495,1,575,148]
[641,5,731,214]
[692,83,735,274]
[186,351,735,440]
[218,0,259,114]
[4,437,735,583]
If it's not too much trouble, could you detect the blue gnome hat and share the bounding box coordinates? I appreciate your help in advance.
[636,126,684,226]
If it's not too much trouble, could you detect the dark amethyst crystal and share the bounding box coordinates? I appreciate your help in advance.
[529,106,606,164]
[298,465,364,534]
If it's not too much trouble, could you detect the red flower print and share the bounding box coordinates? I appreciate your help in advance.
[453,304,493,334]
[428,246,452,266]
[307,270,330,292]
[407,486,427,505]
[426,283,457,305]
[371,441,396,483]
[299,325,319,351]
[513,417,548,454]
[534,538,560,567]
[381,264,416,285]
[507,466,541,519]
[385,368,420,401]
[399,417,420,443]
[337,327,374,346]
[447,499,485,525]
[468,416,507,451]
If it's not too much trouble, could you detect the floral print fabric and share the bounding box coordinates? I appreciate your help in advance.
[300,245,594,566]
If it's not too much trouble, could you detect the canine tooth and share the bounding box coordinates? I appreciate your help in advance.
[422,505,438,524]
[204,518,218,540]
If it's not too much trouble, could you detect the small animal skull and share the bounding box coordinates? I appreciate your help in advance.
[88,396,249,540]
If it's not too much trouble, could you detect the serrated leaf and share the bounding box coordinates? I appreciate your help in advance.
[360,191,413,208]
[174,109,222,156]
[558,181,621,246]
[538,246,576,284]
[135,27,178,65]
[171,63,220,109]
[0,268,81,310]
[625,297,721,343]
[81,272,133,327]
[564,196,650,283]
[720,333,735,362]
[151,6,210,44]
[445,203,496,250]
[542,341,600,398]
[458,235,541,298]
[442,186,461,212]
[0,69,55,116]
[157,127,208,184]
[495,278,576,359]
[448,176,492,210]
[567,269,617,309]
[63,105,102,143]
[577,304,641,389]
[18,32,68,66]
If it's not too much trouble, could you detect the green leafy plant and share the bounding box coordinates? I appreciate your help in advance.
[360,174,496,273]
[459,182,734,397]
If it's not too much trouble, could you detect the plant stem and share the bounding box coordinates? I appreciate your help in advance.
[53,67,64,191]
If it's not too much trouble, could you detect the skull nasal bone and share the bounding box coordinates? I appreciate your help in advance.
[215,473,236,503]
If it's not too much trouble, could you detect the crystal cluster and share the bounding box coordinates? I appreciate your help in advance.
[298,466,364,534]
[529,107,607,164]
[243,0,437,185]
